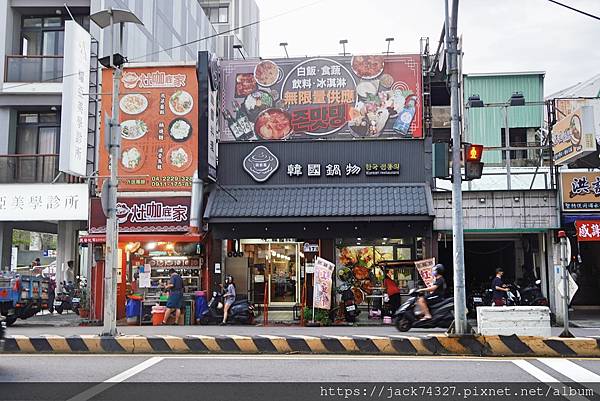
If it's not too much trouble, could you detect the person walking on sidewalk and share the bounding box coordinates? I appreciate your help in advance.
[491,268,509,306]
[162,269,184,325]
[221,275,236,326]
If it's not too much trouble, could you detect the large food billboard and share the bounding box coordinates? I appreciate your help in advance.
[99,66,199,191]
[220,54,423,141]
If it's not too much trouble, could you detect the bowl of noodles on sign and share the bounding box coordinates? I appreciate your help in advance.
[254,108,293,140]
[121,147,143,172]
[169,90,194,116]
[168,146,192,171]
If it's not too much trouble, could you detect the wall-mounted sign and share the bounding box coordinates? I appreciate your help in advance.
[220,54,422,141]
[89,196,191,233]
[560,171,600,211]
[575,220,600,241]
[303,243,319,253]
[243,146,279,182]
[99,66,199,191]
[0,184,88,221]
[198,51,218,182]
[552,106,596,165]
[59,21,91,177]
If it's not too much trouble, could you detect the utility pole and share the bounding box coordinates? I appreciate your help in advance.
[558,231,573,337]
[504,106,512,190]
[446,0,468,335]
[91,8,142,337]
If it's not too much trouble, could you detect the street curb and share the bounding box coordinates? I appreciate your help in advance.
[2,334,600,357]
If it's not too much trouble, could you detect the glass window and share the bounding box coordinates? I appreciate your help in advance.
[39,113,58,123]
[42,30,64,55]
[43,17,62,28]
[21,31,42,55]
[19,114,39,124]
[209,7,219,22]
[218,7,229,23]
[23,18,42,28]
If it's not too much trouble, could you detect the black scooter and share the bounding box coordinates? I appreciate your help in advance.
[198,291,254,325]
[394,289,454,332]
[340,287,360,323]
[520,280,549,306]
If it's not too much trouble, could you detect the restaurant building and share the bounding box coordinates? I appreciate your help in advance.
[203,54,436,320]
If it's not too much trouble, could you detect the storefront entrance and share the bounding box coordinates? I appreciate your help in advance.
[241,240,303,306]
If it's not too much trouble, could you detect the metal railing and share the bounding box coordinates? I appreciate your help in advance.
[0,154,69,183]
[5,55,63,83]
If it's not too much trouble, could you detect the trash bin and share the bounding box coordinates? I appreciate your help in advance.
[126,298,142,325]
[151,305,167,326]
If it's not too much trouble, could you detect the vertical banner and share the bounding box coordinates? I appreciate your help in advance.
[313,256,335,310]
[415,258,436,287]
[59,20,91,177]
[197,51,218,182]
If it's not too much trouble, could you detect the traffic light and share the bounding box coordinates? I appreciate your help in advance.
[464,143,484,180]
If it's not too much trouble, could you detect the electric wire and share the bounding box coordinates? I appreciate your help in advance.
[546,0,600,21]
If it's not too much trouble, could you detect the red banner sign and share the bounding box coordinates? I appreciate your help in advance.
[575,220,600,241]
[89,197,191,234]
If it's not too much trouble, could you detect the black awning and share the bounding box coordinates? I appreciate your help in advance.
[204,183,434,223]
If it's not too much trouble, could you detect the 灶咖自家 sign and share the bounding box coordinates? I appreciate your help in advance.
[89,196,191,234]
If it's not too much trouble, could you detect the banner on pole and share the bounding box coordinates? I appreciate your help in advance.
[415,258,436,287]
[313,256,335,310]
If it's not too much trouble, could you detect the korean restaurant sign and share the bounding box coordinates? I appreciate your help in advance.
[89,196,190,234]
[552,106,597,165]
[575,221,600,241]
[99,66,199,191]
[0,184,89,221]
[220,55,422,141]
[561,171,600,212]
[59,21,91,177]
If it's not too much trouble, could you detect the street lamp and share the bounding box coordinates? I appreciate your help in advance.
[279,42,289,58]
[90,7,143,337]
[385,37,394,55]
[339,39,348,56]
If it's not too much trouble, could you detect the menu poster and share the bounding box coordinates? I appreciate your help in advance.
[99,66,199,192]
[220,54,422,142]
[415,258,436,287]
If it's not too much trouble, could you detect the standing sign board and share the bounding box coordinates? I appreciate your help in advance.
[415,258,436,287]
[59,21,91,177]
[313,256,335,310]
[99,66,199,191]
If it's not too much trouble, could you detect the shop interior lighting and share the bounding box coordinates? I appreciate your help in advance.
[357,238,362,241]
[151,256,188,261]
[146,242,157,250]
[165,243,175,251]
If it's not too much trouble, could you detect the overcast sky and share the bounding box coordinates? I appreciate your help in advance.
[254,0,600,95]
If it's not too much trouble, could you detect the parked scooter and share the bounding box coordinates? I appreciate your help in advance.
[339,286,360,323]
[54,281,77,315]
[394,289,454,332]
[520,280,549,306]
[504,284,521,306]
[198,291,254,325]
[467,287,486,317]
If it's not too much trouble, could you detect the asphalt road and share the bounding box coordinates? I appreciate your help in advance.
[1,355,600,400]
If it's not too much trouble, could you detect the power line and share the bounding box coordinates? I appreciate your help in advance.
[129,0,328,61]
[547,0,600,21]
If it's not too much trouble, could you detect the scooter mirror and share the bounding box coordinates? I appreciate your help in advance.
[535,279,541,285]
[213,291,217,296]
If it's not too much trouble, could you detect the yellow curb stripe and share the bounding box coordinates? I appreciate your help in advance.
[406,338,435,355]
[40,335,70,353]
[11,335,35,353]
[125,335,153,353]
[354,335,395,354]
[186,335,222,352]
[156,335,190,353]
[323,335,360,352]
[226,335,259,353]
[80,335,103,353]
[481,335,515,356]
[258,335,292,353]
[518,336,561,357]
[547,337,600,357]
[431,336,471,355]
[114,336,135,353]
[289,335,327,353]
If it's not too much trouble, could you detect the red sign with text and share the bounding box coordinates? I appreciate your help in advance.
[575,220,600,241]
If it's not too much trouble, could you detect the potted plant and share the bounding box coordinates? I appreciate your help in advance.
[79,287,90,319]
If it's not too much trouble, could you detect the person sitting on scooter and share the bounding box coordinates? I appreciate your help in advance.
[221,275,236,326]
[415,264,446,321]
[491,268,509,306]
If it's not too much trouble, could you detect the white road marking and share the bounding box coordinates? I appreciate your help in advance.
[538,358,600,382]
[512,360,559,382]
[65,357,163,401]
